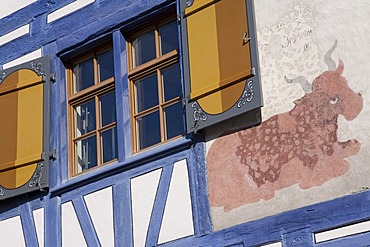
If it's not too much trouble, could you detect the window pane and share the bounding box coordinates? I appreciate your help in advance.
[101,127,117,163]
[137,111,160,149]
[159,21,178,55]
[162,63,182,101]
[73,58,94,93]
[75,100,96,137]
[76,135,97,173]
[135,73,159,113]
[98,50,114,82]
[132,30,156,67]
[165,102,184,139]
[100,91,116,126]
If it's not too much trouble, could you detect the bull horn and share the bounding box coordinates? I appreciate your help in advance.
[324,40,338,71]
[285,76,312,93]
[336,59,344,75]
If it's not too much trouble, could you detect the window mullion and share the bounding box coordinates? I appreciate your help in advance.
[95,94,102,166]
[155,27,160,58]
[157,69,166,142]
[130,79,138,152]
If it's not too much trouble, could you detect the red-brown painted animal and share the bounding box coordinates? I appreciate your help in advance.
[207,42,363,211]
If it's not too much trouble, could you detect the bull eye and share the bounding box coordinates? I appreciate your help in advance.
[329,96,339,104]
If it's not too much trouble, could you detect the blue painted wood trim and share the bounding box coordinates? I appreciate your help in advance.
[188,136,213,236]
[159,191,370,247]
[282,227,314,247]
[72,197,101,247]
[54,48,70,184]
[45,196,62,246]
[146,165,174,246]
[19,203,39,246]
[43,41,64,188]
[57,150,190,204]
[0,0,175,64]
[50,138,192,195]
[112,30,132,161]
[113,181,133,247]
[55,0,175,55]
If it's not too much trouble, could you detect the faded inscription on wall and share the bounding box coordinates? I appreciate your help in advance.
[258,2,320,117]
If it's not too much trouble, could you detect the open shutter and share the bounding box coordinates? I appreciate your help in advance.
[0,56,50,200]
[181,0,263,132]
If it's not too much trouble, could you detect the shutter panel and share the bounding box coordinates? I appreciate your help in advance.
[0,56,50,200]
[181,0,263,132]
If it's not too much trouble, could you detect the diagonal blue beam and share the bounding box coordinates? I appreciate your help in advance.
[146,165,174,246]
[20,203,39,247]
[72,196,101,247]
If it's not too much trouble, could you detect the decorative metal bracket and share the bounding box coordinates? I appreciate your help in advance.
[30,61,45,77]
[29,162,44,191]
[192,102,208,122]
[237,80,254,108]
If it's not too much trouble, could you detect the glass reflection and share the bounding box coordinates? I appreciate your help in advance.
[73,58,94,93]
[135,73,159,113]
[101,127,117,163]
[165,102,184,139]
[98,50,114,82]
[162,63,182,102]
[100,91,116,127]
[137,111,160,149]
[76,135,97,173]
[159,21,178,55]
[132,30,156,67]
[75,100,96,137]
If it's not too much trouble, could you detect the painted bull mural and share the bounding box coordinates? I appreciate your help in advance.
[207,42,363,211]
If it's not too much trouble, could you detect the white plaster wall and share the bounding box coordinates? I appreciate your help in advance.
[33,208,44,247]
[2,49,42,69]
[62,201,87,247]
[84,187,114,247]
[47,0,95,23]
[0,216,26,247]
[208,0,370,230]
[315,219,370,243]
[0,0,37,19]
[158,159,194,244]
[0,24,29,47]
[260,243,282,247]
[131,168,162,247]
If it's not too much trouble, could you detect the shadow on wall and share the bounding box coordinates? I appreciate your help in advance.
[207,41,363,212]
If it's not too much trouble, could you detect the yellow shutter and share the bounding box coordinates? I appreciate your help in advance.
[182,0,262,132]
[186,0,252,114]
[0,69,43,189]
[0,56,50,200]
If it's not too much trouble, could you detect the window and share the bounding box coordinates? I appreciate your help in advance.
[67,45,118,176]
[128,18,185,152]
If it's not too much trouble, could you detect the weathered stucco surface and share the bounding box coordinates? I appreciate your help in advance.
[207,0,370,230]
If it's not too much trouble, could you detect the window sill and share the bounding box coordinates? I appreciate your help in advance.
[50,136,193,196]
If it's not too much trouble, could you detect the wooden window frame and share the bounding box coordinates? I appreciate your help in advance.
[67,44,117,176]
[127,17,184,153]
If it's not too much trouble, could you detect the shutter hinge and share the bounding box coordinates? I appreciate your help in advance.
[50,73,56,83]
[50,149,57,161]
[251,67,256,76]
